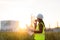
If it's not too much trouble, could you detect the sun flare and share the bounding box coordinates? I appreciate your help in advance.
[18,18,31,29]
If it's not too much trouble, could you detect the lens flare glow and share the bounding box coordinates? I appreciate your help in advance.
[19,18,31,29]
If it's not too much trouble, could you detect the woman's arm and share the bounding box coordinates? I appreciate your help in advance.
[34,24,43,33]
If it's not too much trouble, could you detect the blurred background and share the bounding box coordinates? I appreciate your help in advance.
[0,0,60,40]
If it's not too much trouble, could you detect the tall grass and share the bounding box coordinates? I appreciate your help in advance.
[1,32,60,40]
[45,32,60,40]
[0,32,34,40]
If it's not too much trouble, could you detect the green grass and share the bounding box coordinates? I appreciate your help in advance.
[0,31,60,40]
[2,32,60,40]
[45,32,60,40]
[0,32,34,40]
[0,31,45,40]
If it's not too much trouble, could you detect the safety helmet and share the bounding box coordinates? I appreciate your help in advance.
[37,14,43,19]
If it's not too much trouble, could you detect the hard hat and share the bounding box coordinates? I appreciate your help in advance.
[37,14,43,19]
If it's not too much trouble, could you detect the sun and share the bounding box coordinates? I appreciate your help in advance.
[19,21,27,29]
[18,18,31,30]
[18,14,35,30]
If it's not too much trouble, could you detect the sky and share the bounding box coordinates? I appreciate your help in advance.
[0,0,60,28]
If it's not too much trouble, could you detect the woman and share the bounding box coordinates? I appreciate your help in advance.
[26,14,45,40]
[34,14,45,33]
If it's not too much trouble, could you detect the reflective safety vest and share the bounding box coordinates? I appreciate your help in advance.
[36,21,45,33]
[34,21,45,40]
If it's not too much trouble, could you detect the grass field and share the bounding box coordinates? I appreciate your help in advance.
[0,32,33,40]
[0,32,60,40]
[0,32,45,40]
[45,32,60,40]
